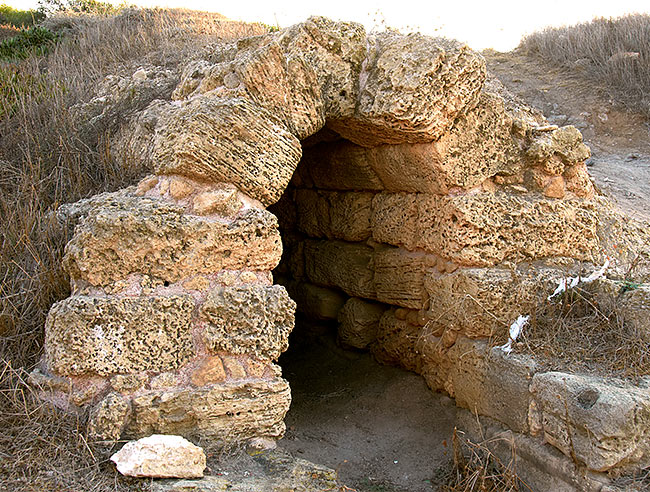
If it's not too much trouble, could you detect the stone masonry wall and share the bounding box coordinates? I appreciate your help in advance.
[32,15,650,487]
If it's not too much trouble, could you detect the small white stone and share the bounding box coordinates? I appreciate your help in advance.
[111,434,206,478]
[132,68,147,81]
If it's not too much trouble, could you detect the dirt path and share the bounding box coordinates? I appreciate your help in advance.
[484,49,650,222]
[278,325,457,492]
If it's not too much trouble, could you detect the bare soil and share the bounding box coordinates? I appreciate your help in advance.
[278,321,457,491]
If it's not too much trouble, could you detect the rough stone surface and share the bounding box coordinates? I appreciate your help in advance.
[88,393,130,441]
[329,32,486,146]
[530,372,650,472]
[111,434,206,478]
[337,298,386,349]
[200,285,295,361]
[373,248,431,309]
[123,379,291,443]
[146,96,301,206]
[63,194,282,287]
[45,295,195,376]
[303,240,376,299]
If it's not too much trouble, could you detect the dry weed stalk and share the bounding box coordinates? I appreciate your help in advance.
[439,427,531,492]
[521,14,650,116]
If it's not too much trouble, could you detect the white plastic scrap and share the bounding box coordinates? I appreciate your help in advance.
[499,258,611,355]
[498,315,530,354]
[547,257,611,301]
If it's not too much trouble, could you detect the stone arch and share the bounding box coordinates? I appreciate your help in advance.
[34,16,646,478]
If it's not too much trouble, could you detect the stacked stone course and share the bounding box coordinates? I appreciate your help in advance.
[32,15,650,489]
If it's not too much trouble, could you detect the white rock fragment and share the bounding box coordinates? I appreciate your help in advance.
[111,434,206,478]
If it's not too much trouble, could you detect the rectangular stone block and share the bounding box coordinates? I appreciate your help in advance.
[446,338,538,433]
[283,281,347,320]
[337,297,387,349]
[200,285,296,361]
[530,372,650,472]
[371,193,419,250]
[423,266,558,338]
[45,295,195,376]
[124,378,291,443]
[371,310,422,373]
[374,247,432,309]
[304,239,375,299]
[295,189,372,242]
[416,192,601,266]
[64,195,283,287]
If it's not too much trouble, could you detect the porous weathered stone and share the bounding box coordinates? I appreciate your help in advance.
[192,187,242,216]
[371,193,419,250]
[200,285,295,361]
[371,310,422,373]
[303,240,375,299]
[329,32,486,146]
[63,194,282,287]
[417,192,601,266]
[146,96,301,206]
[124,379,291,443]
[423,266,561,338]
[45,295,195,376]
[294,189,372,241]
[191,356,227,386]
[373,248,431,309]
[278,16,366,120]
[88,392,130,441]
[111,434,206,478]
[530,372,650,472]
[337,298,386,349]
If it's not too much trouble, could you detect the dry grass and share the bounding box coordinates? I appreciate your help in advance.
[520,281,650,381]
[520,14,650,115]
[436,428,531,492]
[0,8,268,490]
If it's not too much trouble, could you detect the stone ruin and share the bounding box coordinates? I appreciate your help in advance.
[30,16,650,490]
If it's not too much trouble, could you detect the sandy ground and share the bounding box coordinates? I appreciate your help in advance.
[278,323,458,492]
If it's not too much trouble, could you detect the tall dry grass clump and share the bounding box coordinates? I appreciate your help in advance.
[0,9,268,489]
[521,13,650,115]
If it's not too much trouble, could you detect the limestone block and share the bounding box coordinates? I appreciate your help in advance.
[304,240,375,299]
[283,281,347,320]
[371,193,419,250]
[337,298,386,349]
[530,372,650,471]
[417,192,601,266]
[191,356,227,386]
[329,32,486,146]
[45,295,195,377]
[122,379,291,443]
[147,95,301,206]
[373,248,431,309]
[526,125,591,166]
[88,393,130,441]
[174,37,325,140]
[63,194,282,287]
[371,310,422,373]
[295,189,372,241]
[294,189,331,238]
[300,141,384,191]
[445,338,538,433]
[423,266,559,338]
[200,285,295,361]
[111,435,206,478]
[278,16,367,120]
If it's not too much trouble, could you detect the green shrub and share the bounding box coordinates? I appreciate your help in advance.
[0,5,45,28]
[0,25,59,60]
[38,0,127,15]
